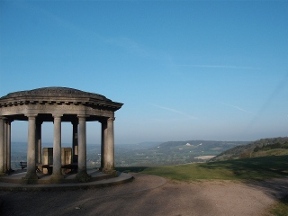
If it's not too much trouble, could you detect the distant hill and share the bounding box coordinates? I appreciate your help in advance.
[115,140,249,166]
[157,140,248,152]
[210,137,288,162]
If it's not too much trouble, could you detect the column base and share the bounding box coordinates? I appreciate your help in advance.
[102,169,117,176]
[50,174,64,183]
[76,170,91,183]
[22,172,39,184]
[6,169,15,174]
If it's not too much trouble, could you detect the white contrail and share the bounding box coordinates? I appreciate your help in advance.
[152,104,197,119]
[222,103,252,114]
[177,64,261,70]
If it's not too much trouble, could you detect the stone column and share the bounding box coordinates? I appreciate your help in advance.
[103,117,115,174]
[6,120,12,172]
[23,115,38,182]
[72,120,78,163]
[0,117,5,174]
[35,120,42,164]
[51,115,63,181]
[76,115,91,182]
[100,119,107,170]
[3,119,7,173]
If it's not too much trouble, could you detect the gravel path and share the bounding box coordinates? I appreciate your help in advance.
[0,173,287,216]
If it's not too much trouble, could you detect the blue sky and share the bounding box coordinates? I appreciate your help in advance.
[0,1,288,144]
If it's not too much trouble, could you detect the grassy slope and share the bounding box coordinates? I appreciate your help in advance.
[252,149,288,157]
[139,155,288,181]
[211,137,288,162]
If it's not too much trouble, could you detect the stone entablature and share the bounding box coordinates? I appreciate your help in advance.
[0,103,117,119]
[0,87,123,184]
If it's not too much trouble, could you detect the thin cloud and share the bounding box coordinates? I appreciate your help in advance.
[105,37,148,56]
[222,103,252,114]
[178,64,261,70]
[152,104,197,120]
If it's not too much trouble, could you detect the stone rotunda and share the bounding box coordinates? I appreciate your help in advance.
[0,87,123,184]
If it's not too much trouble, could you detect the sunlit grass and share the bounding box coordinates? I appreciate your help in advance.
[253,149,288,158]
[142,164,236,181]
[118,155,288,181]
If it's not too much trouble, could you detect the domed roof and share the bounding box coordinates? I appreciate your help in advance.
[1,87,108,100]
[0,87,123,111]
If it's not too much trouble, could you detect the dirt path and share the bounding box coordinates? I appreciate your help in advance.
[0,173,287,216]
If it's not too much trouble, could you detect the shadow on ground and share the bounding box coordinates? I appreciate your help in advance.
[115,166,149,173]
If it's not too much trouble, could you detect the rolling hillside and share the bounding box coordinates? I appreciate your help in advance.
[210,137,288,162]
[115,140,248,166]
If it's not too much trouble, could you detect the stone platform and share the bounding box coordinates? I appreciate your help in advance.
[0,169,133,191]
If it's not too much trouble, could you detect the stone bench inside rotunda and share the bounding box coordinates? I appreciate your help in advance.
[41,147,77,175]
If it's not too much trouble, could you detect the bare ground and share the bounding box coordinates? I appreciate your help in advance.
[0,173,287,216]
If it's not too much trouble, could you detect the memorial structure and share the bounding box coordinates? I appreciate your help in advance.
[0,87,123,183]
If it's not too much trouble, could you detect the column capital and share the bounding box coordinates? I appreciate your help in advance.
[0,116,8,121]
[100,117,115,123]
[77,114,89,119]
[0,116,13,122]
[108,117,115,121]
[52,114,63,118]
[25,114,38,118]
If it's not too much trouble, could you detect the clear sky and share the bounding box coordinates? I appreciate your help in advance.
[0,0,288,144]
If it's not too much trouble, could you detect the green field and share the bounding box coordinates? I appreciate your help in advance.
[118,155,288,181]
